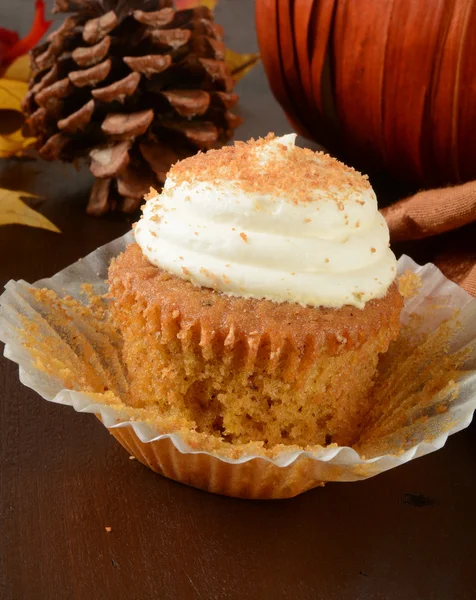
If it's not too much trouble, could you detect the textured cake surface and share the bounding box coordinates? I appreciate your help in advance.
[108,243,403,447]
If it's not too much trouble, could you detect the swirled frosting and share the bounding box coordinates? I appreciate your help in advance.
[134,134,397,308]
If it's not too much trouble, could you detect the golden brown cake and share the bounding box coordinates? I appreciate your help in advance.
[108,133,403,448]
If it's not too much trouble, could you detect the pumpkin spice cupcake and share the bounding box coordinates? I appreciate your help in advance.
[108,133,402,449]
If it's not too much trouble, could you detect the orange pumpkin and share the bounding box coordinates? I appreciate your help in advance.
[255,0,476,186]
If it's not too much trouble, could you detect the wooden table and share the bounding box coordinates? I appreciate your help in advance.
[1,2,475,599]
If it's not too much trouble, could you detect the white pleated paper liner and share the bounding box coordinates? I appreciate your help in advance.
[1,231,476,482]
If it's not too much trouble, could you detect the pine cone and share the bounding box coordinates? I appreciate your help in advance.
[22,0,242,215]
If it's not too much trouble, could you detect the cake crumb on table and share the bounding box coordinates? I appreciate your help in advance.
[105,527,112,533]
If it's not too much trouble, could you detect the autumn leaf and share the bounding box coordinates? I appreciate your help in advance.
[225,49,260,82]
[0,188,60,232]
[0,57,37,158]
[0,0,51,158]
[175,0,217,9]
[3,54,30,83]
[0,0,51,76]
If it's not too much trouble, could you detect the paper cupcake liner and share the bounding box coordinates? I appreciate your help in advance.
[103,420,326,498]
[1,232,476,499]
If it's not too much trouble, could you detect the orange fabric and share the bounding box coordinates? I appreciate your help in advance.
[381,181,476,296]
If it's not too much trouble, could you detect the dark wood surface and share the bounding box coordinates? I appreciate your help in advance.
[1,2,476,599]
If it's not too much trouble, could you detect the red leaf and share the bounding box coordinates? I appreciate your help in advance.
[0,0,51,76]
[0,29,20,74]
[0,28,20,49]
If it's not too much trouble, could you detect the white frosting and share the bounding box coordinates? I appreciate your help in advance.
[134,134,397,308]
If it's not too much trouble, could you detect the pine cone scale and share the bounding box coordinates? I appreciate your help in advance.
[139,140,179,182]
[213,92,239,109]
[32,65,59,95]
[101,109,154,139]
[69,58,112,87]
[133,7,174,27]
[90,140,131,178]
[83,11,118,44]
[123,55,172,77]
[163,121,218,146]
[35,78,72,108]
[162,90,210,117]
[149,28,191,50]
[34,47,57,73]
[91,72,141,103]
[117,166,156,200]
[58,98,95,133]
[72,35,111,67]
[39,133,69,160]
[87,178,111,216]
[26,107,47,136]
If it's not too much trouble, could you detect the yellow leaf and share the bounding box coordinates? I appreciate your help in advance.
[175,0,217,8]
[225,49,260,82]
[0,188,60,232]
[4,55,31,83]
[0,78,29,111]
[0,130,36,158]
[0,60,36,157]
[200,0,217,8]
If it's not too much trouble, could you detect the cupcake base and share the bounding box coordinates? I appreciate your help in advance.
[108,243,403,448]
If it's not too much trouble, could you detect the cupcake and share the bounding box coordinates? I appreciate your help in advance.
[108,133,403,450]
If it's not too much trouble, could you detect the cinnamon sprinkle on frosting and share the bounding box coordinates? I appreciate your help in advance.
[169,134,371,206]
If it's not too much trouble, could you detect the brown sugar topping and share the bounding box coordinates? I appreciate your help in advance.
[169,134,371,205]
[144,187,157,201]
